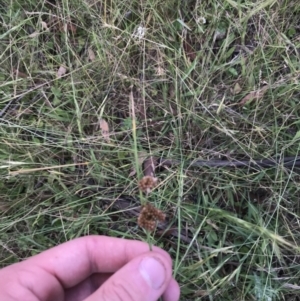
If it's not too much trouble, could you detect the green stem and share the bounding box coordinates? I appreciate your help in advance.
[147,230,153,251]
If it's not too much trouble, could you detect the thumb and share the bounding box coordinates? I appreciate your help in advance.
[85,252,174,301]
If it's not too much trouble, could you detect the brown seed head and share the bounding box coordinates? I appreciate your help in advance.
[138,176,158,194]
[137,202,166,232]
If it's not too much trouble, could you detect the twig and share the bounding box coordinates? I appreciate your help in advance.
[159,156,300,169]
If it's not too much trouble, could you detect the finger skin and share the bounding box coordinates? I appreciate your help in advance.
[41,235,172,286]
[163,278,180,301]
[0,236,179,301]
[65,273,111,301]
[4,236,171,286]
[65,274,180,301]
[85,252,178,301]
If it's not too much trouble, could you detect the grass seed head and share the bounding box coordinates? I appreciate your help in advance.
[137,202,166,232]
[138,176,158,194]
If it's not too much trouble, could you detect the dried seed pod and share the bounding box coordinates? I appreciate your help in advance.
[138,202,166,232]
[138,176,158,194]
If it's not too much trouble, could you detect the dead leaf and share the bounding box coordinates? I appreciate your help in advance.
[194,290,210,297]
[156,65,165,76]
[13,69,29,78]
[129,151,148,177]
[99,118,110,142]
[239,85,268,107]
[28,21,48,37]
[231,82,242,95]
[57,66,67,78]
[29,31,39,38]
[88,48,96,61]
[41,21,49,31]
[154,47,165,76]
[183,41,196,61]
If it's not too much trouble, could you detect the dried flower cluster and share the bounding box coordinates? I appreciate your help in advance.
[138,176,158,194]
[138,203,166,232]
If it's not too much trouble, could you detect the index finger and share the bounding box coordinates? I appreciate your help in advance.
[16,235,172,288]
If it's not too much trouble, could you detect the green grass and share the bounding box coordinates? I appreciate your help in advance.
[1,0,300,300]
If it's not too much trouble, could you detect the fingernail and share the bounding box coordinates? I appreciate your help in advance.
[139,256,166,289]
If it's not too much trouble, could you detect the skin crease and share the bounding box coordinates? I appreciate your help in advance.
[0,236,180,301]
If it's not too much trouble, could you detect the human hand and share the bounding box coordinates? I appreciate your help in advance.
[0,235,180,301]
